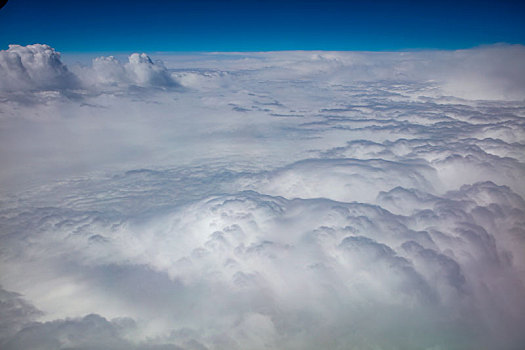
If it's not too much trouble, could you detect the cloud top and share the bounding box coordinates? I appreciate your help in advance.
[0,44,179,92]
[84,53,178,88]
[0,44,78,91]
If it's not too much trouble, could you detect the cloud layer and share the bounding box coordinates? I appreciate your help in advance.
[0,44,524,349]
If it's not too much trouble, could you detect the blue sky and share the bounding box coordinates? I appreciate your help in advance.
[0,0,524,52]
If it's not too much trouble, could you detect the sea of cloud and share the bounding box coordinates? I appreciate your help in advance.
[0,44,524,350]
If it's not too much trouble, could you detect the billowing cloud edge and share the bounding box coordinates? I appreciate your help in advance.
[0,44,180,93]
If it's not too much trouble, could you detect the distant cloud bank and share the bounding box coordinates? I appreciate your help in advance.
[2,44,525,99]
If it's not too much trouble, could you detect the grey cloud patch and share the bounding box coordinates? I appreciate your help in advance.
[0,44,525,349]
[2,314,187,350]
[0,286,43,343]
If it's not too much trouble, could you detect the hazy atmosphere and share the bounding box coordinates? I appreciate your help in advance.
[1,1,525,350]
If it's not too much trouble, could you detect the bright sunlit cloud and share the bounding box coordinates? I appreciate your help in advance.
[0,43,524,350]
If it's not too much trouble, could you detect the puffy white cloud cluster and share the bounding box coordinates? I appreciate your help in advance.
[1,179,524,349]
[0,44,178,93]
[0,44,78,91]
[0,44,524,349]
[78,53,178,89]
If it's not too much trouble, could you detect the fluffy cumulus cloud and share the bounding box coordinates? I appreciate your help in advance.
[0,44,178,94]
[78,53,178,89]
[0,44,78,91]
[0,44,524,350]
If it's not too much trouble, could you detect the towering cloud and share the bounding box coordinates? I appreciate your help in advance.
[0,44,178,93]
[0,44,78,91]
[83,53,178,88]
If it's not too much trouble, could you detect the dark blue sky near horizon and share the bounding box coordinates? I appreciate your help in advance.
[0,0,524,52]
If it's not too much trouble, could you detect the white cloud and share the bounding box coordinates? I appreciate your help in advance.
[0,44,78,91]
[0,44,179,94]
[0,44,524,349]
[77,53,179,89]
